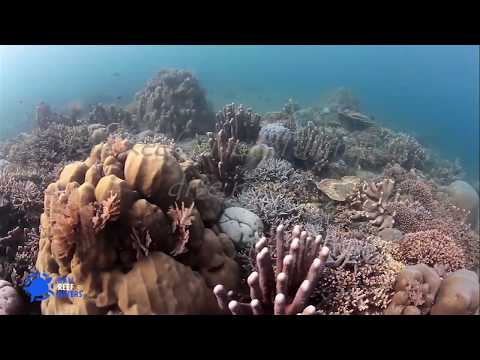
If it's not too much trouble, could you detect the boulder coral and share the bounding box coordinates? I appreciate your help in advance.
[386,264,479,315]
[35,139,240,315]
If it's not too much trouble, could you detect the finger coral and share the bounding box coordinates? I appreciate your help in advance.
[213,224,330,315]
[430,269,479,315]
[215,103,261,143]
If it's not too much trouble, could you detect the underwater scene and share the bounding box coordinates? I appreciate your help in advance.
[0,45,478,315]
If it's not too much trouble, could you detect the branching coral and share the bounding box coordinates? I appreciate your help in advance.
[92,192,121,233]
[3,123,91,174]
[131,69,214,138]
[243,157,318,201]
[236,185,303,231]
[397,178,435,209]
[392,229,466,272]
[214,224,330,315]
[167,202,195,256]
[215,103,261,143]
[0,166,44,229]
[323,229,383,275]
[314,233,402,315]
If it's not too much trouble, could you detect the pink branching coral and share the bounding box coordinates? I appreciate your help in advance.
[92,192,121,233]
[313,230,401,314]
[167,202,195,256]
[393,229,466,272]
[385,200,433,233]
[214,224,330,315]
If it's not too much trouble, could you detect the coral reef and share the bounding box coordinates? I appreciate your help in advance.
[431,269,479,315]
[215,103,261,143]
[293,122,344,175]
[35,139,240,314]
[313,229,402,314]
[392,230,466,272]
[131,69,214,139]
[0,280,25,315]
[337,109,375,131]
[385,133,426,170]
[198,129,244,195]
[347,178,398,230]
[36,102,74,129]
[257,123,295,158]
[88,103,132,127]
[386,264,479,315]
[1,123,91,175]
[384,264,442,315]
[213,224,330,315]
[323,87,361,113]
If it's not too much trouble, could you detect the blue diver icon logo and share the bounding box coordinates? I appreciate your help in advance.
[23,272,55,302]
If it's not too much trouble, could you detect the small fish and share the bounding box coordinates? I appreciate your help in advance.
[113,72,120,77]
[116,96,123,100]
[19,100,23,104]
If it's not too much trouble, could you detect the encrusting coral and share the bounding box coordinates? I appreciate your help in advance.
[35,138,240,314]
[213,224,330,315]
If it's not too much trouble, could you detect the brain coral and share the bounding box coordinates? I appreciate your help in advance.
[35,139,240,315]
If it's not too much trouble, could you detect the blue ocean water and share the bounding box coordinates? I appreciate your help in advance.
[0,45,478,181]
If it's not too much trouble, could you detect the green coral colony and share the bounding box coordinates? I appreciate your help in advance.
[0,71,478,315]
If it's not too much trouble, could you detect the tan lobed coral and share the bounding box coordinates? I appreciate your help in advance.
[385,265,479,315]
[384,264,442,315]
[430,269,479,315]
[35,139,240,315]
